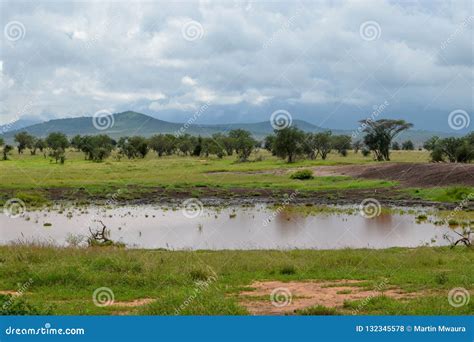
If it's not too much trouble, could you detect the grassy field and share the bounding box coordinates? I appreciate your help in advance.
[1,149,472,316]
[0,245,472,315]
[3,149,468,205]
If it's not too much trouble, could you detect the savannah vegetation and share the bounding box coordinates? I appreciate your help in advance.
[0,245,472,315]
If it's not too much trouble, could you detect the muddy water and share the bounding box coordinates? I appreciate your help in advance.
[0,205,459,249]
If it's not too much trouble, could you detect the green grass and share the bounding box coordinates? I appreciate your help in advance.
[0,245,472,315]
[0,149,406,206]
[407,186,474,203]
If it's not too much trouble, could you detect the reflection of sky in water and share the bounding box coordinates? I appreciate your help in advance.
[0,205,459,250]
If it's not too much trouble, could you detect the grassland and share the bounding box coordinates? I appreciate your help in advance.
[1,149,472,316]
[0,245,472,315]
[2,149,470,205]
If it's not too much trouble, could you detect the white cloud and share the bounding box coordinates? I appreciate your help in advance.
[0,0,472,131]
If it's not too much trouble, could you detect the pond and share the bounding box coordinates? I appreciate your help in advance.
[0,204,459,250]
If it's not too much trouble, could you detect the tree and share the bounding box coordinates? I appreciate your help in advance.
[264,135,276,155]
[192,136,203,157]
[35,139,46,153]
[313,132,332,160]
[149,134,175,157]
[273,127,305,163]
[3,145,13,160]
[423,136,439,151]
[70,135,83,151]
[212,133,235,156]
[80,135,115,161]
[228,129,256,162]
[361,119,413,161]
[391,141,400,150]
[175,134,193,156]
[352,140,362,154]
[429,135,474,163]
[402,140,414,150]
[118,136,148,159]
[331,135,351,156]
[438,137,463,163]
[45,132,69,163]
[14,131,34,154]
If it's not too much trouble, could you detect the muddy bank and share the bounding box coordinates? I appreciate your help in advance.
[0,186,469,210]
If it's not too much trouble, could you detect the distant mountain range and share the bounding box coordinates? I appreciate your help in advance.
[0,111,464,145]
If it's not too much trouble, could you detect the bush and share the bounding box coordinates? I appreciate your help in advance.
[290,169,314,180]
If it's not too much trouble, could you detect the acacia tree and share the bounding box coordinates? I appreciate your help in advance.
[14,131,35,154]
[273,127,305,163]
[313,132,332,160]
[45,132,69,163]
[361,119,413,161]
[228,129,256,162]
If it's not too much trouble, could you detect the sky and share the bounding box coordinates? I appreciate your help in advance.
[0,0,472,132]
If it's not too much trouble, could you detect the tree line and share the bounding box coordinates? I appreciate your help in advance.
[1,119,472,164]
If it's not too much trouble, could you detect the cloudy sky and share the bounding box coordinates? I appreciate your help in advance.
[0,0,472,132]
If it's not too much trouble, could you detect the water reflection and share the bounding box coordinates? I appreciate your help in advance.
[0,204,459,250]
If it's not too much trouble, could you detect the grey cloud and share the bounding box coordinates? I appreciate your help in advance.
[0,0,472,132]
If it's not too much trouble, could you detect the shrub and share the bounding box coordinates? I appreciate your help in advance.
[290,169,314,180]
[280,265,297,275]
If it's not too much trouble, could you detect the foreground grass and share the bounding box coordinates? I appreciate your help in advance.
[0,246,472,315]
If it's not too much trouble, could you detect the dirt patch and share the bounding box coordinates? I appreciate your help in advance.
[0,290,21,296]
[209,163,474,187]
[311,163,474,187]
[239,280,420,315]
[111,298,154,307]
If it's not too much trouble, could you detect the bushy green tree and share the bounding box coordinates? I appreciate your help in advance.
[273,127,305,163]
[80,135,115,161]
[402,140,414,150]
[45,132,69,163]
[331,135,351,156]
[228,129,256,162]
[14,131,35,154]
[118,136,148,159]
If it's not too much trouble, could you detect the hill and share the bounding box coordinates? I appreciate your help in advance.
[1,111,463,145]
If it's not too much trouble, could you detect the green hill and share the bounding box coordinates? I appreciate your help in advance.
[1,111,463,145]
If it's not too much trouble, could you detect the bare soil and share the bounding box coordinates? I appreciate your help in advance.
[213,163,474,187]
[310,163,474,187]
[239,280,421,315]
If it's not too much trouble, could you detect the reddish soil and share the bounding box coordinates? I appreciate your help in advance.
[310,163,474,187]
[239,280,421,315]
